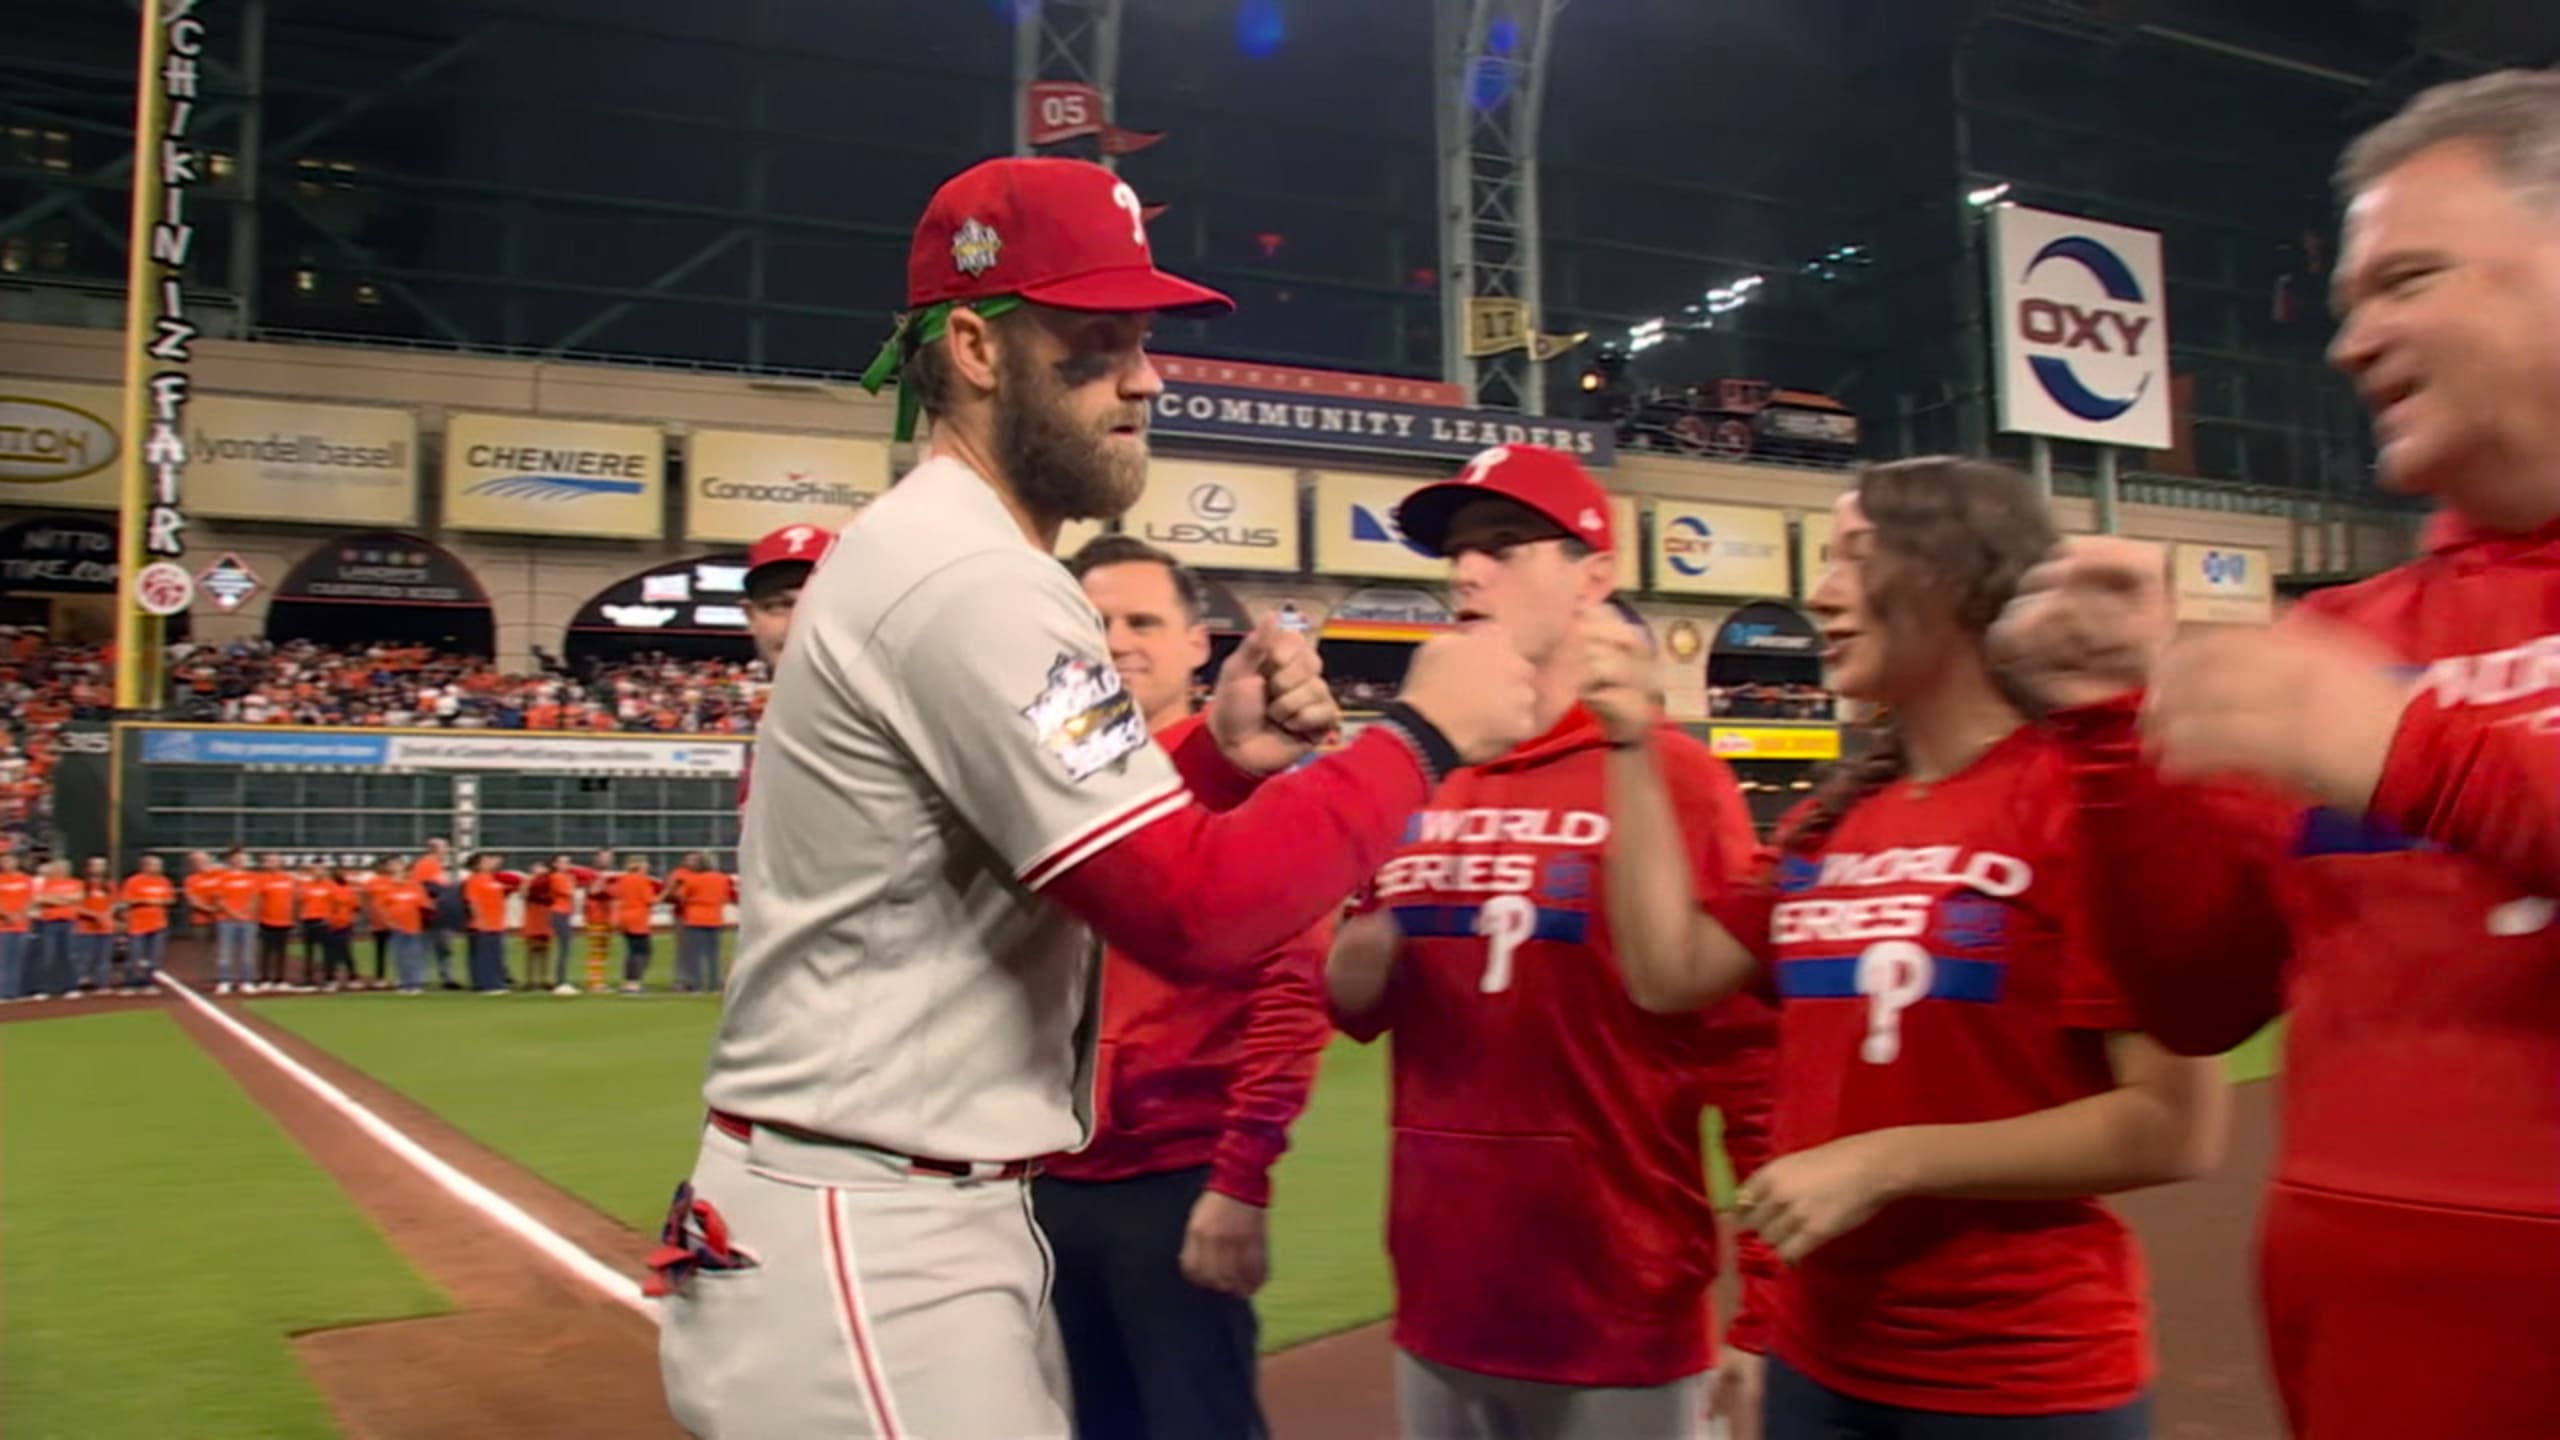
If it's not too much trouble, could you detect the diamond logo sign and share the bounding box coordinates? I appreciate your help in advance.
[196,552,262,612]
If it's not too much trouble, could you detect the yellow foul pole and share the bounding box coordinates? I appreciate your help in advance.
[115,0,202,711]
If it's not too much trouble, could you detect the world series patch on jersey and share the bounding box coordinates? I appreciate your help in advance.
[1020,652,1147,783]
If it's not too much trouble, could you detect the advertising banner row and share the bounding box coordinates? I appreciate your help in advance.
[0,376,2274,616]
[132,725,748,777]
[0,373,1611,545]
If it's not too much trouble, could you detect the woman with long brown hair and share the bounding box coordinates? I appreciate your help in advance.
[1583,457,2228,1438]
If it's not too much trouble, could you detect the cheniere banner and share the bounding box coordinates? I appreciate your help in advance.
[441,412,665,540]
[1150,382,1614,466]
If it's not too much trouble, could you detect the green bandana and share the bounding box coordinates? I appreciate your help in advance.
[858,295,1027,443]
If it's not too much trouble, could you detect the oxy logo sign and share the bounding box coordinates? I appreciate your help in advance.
[1988,205,2170,450]
[2016,236,2155,422]
[1664,514,1716,577]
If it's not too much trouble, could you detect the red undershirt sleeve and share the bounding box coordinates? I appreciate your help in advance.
[2048,696,2298,1057]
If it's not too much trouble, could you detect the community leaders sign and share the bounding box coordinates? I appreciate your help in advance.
[1150,382,1615,466]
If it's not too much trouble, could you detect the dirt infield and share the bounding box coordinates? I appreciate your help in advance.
[1262,1084,2286,1440]
[165,996,681,1439]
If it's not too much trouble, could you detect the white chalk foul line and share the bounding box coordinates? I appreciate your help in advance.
[159,974,662,1323]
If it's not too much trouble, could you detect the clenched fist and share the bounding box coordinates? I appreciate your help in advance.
[2144,615,2408,811]
[1988,537,2175,711]
[1576,603,1655,744]
[1208,612,1338,774]
[1398,623,1539,764]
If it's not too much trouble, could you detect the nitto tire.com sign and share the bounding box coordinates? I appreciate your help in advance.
[1986,204,2172,451]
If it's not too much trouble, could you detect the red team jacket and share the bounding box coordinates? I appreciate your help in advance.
[2054,509,2560,1432]
[1716,728,2149,1415]
[1044,715,1334,1208]
[1339,706,1778,1389]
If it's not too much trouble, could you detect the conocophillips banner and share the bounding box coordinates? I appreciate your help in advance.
[1118,460,1299,572]
[134,725,745,777]
[2172,543,2272,625]
[1152,382,1614,466]
[187,395,418,525]
[0,379,124,510]
[441,412,664,539]
[1312,472,1443,581]
[1651,501,1791,597]
[684,427,887,544]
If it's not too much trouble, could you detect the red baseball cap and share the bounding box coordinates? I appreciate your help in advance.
[1394,444,1617,556]
[905,157,1231,315]
[744,522,829,593]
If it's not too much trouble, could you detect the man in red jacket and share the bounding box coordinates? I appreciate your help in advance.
[1993,69,2560,1440]
[1034,534,1332,1440]
[1327,445,1777,1438]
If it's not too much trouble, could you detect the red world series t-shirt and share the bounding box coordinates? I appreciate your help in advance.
[1714,726,2147,1416]
[1341,706,1775,1388]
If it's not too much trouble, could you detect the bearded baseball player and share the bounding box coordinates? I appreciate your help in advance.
[1327,444,1778,1440]
[650,155,1538,1439]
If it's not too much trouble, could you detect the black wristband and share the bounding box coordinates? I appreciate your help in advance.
[1377,701,1461,786]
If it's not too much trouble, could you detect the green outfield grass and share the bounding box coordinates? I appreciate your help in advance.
[0,1011,449,1439]
[256,989,2287,1355]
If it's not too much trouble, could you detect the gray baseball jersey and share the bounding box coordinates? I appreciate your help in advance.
[702,455,1195,1162]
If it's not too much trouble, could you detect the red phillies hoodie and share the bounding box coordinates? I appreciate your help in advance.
[1336,705,1777,1389]
[2051,506,2560,1437]
[1041,713,1334,1208]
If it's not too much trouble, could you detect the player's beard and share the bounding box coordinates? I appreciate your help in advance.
[995,344,1147,523]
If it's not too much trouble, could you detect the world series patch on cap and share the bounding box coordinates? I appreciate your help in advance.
[860,156,1234,440]
[1393,444,1618,556]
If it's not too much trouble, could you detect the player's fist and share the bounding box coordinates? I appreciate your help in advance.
[1576,604,1654,744]
[1397,623,1538,764]
[1988,536,2174,711]
[1208,613,1334,775]
[2143,614,2406,810]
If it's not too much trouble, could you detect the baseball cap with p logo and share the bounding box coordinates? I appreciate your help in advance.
[1393,444,1619,557]
[860,157,1234,440]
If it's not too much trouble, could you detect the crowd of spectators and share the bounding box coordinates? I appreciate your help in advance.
[162,639,771,733]
[1708,680,1836,721]
[0,630,776,859]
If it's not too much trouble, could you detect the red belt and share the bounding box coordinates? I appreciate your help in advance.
[705,1109,1036,1181]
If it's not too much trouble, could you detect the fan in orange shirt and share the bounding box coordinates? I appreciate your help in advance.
[0,852,33,1000]
[297,864,338,987]
[519,859,564,992]
[610,856,664,994]
[461,851,517,995]
[31,859,83,999]
[313,867,360,989]
[372,859,432,994]
[253,854,300,990]
[211,847,259,994]
[667,852,736,995]
[73,856,116,993]
[119,856,175,992]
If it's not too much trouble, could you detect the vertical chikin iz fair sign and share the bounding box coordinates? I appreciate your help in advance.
[116,0,207,708]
